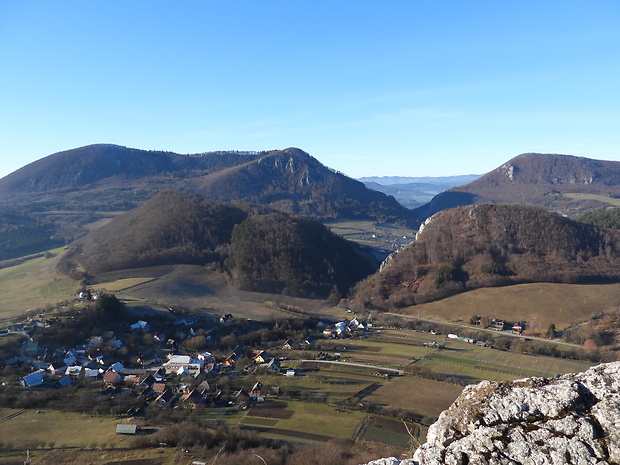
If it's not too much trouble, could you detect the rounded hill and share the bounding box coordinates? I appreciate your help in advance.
[353,203,620,310]
[58,190,379,299]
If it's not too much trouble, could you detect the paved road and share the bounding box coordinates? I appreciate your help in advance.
[380,312,582,348]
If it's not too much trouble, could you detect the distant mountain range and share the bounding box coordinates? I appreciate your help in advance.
[359,175,481,208]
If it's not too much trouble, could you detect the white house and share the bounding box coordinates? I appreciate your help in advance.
[163,355,204,374]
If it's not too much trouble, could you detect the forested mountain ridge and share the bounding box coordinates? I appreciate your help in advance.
[188,147,415,222]
[0,144,261,195]
[0,144,417,260]
[0,144,416,224]
[414,153,620,220]
[58,190,379,299]
[353,203,620,310]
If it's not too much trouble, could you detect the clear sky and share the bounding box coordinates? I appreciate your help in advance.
[1,1,619,180]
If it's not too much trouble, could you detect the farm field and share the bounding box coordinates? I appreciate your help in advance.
[364,376,464,419]
[401,281,620,335]
[564,193,620,207]
[237,400,364,442]
[322,219,415,250]
[0,409,135,450]
[0,247,78,320]
[96,277,157,292]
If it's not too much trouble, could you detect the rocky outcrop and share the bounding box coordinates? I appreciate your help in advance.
[364,362,620,465]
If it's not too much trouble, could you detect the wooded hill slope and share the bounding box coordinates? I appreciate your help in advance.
[414,153,620,220]
[0,144,416,221]
[0,144,416,260]
[58,190,379,299]
[353,204,620,310]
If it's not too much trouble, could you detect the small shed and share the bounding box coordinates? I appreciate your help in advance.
[116,424,140,435]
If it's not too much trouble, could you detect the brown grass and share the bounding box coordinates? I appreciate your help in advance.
[0,247,78,319]
[402,282,620,334]
[364,376,464,418]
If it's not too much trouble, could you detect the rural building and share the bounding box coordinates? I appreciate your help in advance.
[251,381,263,397]
[252,350,270,364]
[224,347,245,367]
[103,370,122,385]
[65,365,84,381]
[109,361,124,372]
[181,389,204,409]
[282,339,300,350]
[116,424,140,435]
[130,320,150,332]
[163,354,204,374]
[155,389,174,406]
[260,358,280,373]
[21,370,46,387]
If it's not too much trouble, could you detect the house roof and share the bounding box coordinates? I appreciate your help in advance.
[57,376,72,387]
[166,354,191,365]
[156,389,174,403]
[152,382,167,393]
[23,370,45,387]
[197,381,211,393]
[116,424,140,435]
[109,361,124,372]
[139,375,156,387]
[103,370,121,383]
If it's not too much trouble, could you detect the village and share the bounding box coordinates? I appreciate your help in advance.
[0,292,379,432]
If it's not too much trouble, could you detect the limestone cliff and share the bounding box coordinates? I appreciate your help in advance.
[365,362,620,465]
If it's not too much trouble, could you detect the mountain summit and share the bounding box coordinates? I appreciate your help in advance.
[414,153,620,220]
[0,144,416,224]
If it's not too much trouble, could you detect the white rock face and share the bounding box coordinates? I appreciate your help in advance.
[362,362,620,465]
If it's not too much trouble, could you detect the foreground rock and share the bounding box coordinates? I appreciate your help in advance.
[365,362,620,465]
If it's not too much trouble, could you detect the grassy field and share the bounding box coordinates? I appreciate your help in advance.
[101,264,339,321]
[564,193,620,207]
[364,376,464,419]
[0,247,78,320]
[402,281,620,335]
[0,409,135,450]
[97,277,158,292]
[412,337,593,383]
[1,447,183,465]
[236,400,365,442]
[322,219,415,250]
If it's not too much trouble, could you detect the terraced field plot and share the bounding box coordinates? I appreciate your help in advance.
[364,376,464,419]
[359,417,416,447]
[234,400,364,443]
[414,340,594,383]
[0,409,135,450]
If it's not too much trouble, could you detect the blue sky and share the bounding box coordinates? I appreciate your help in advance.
[1,1,619,180]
